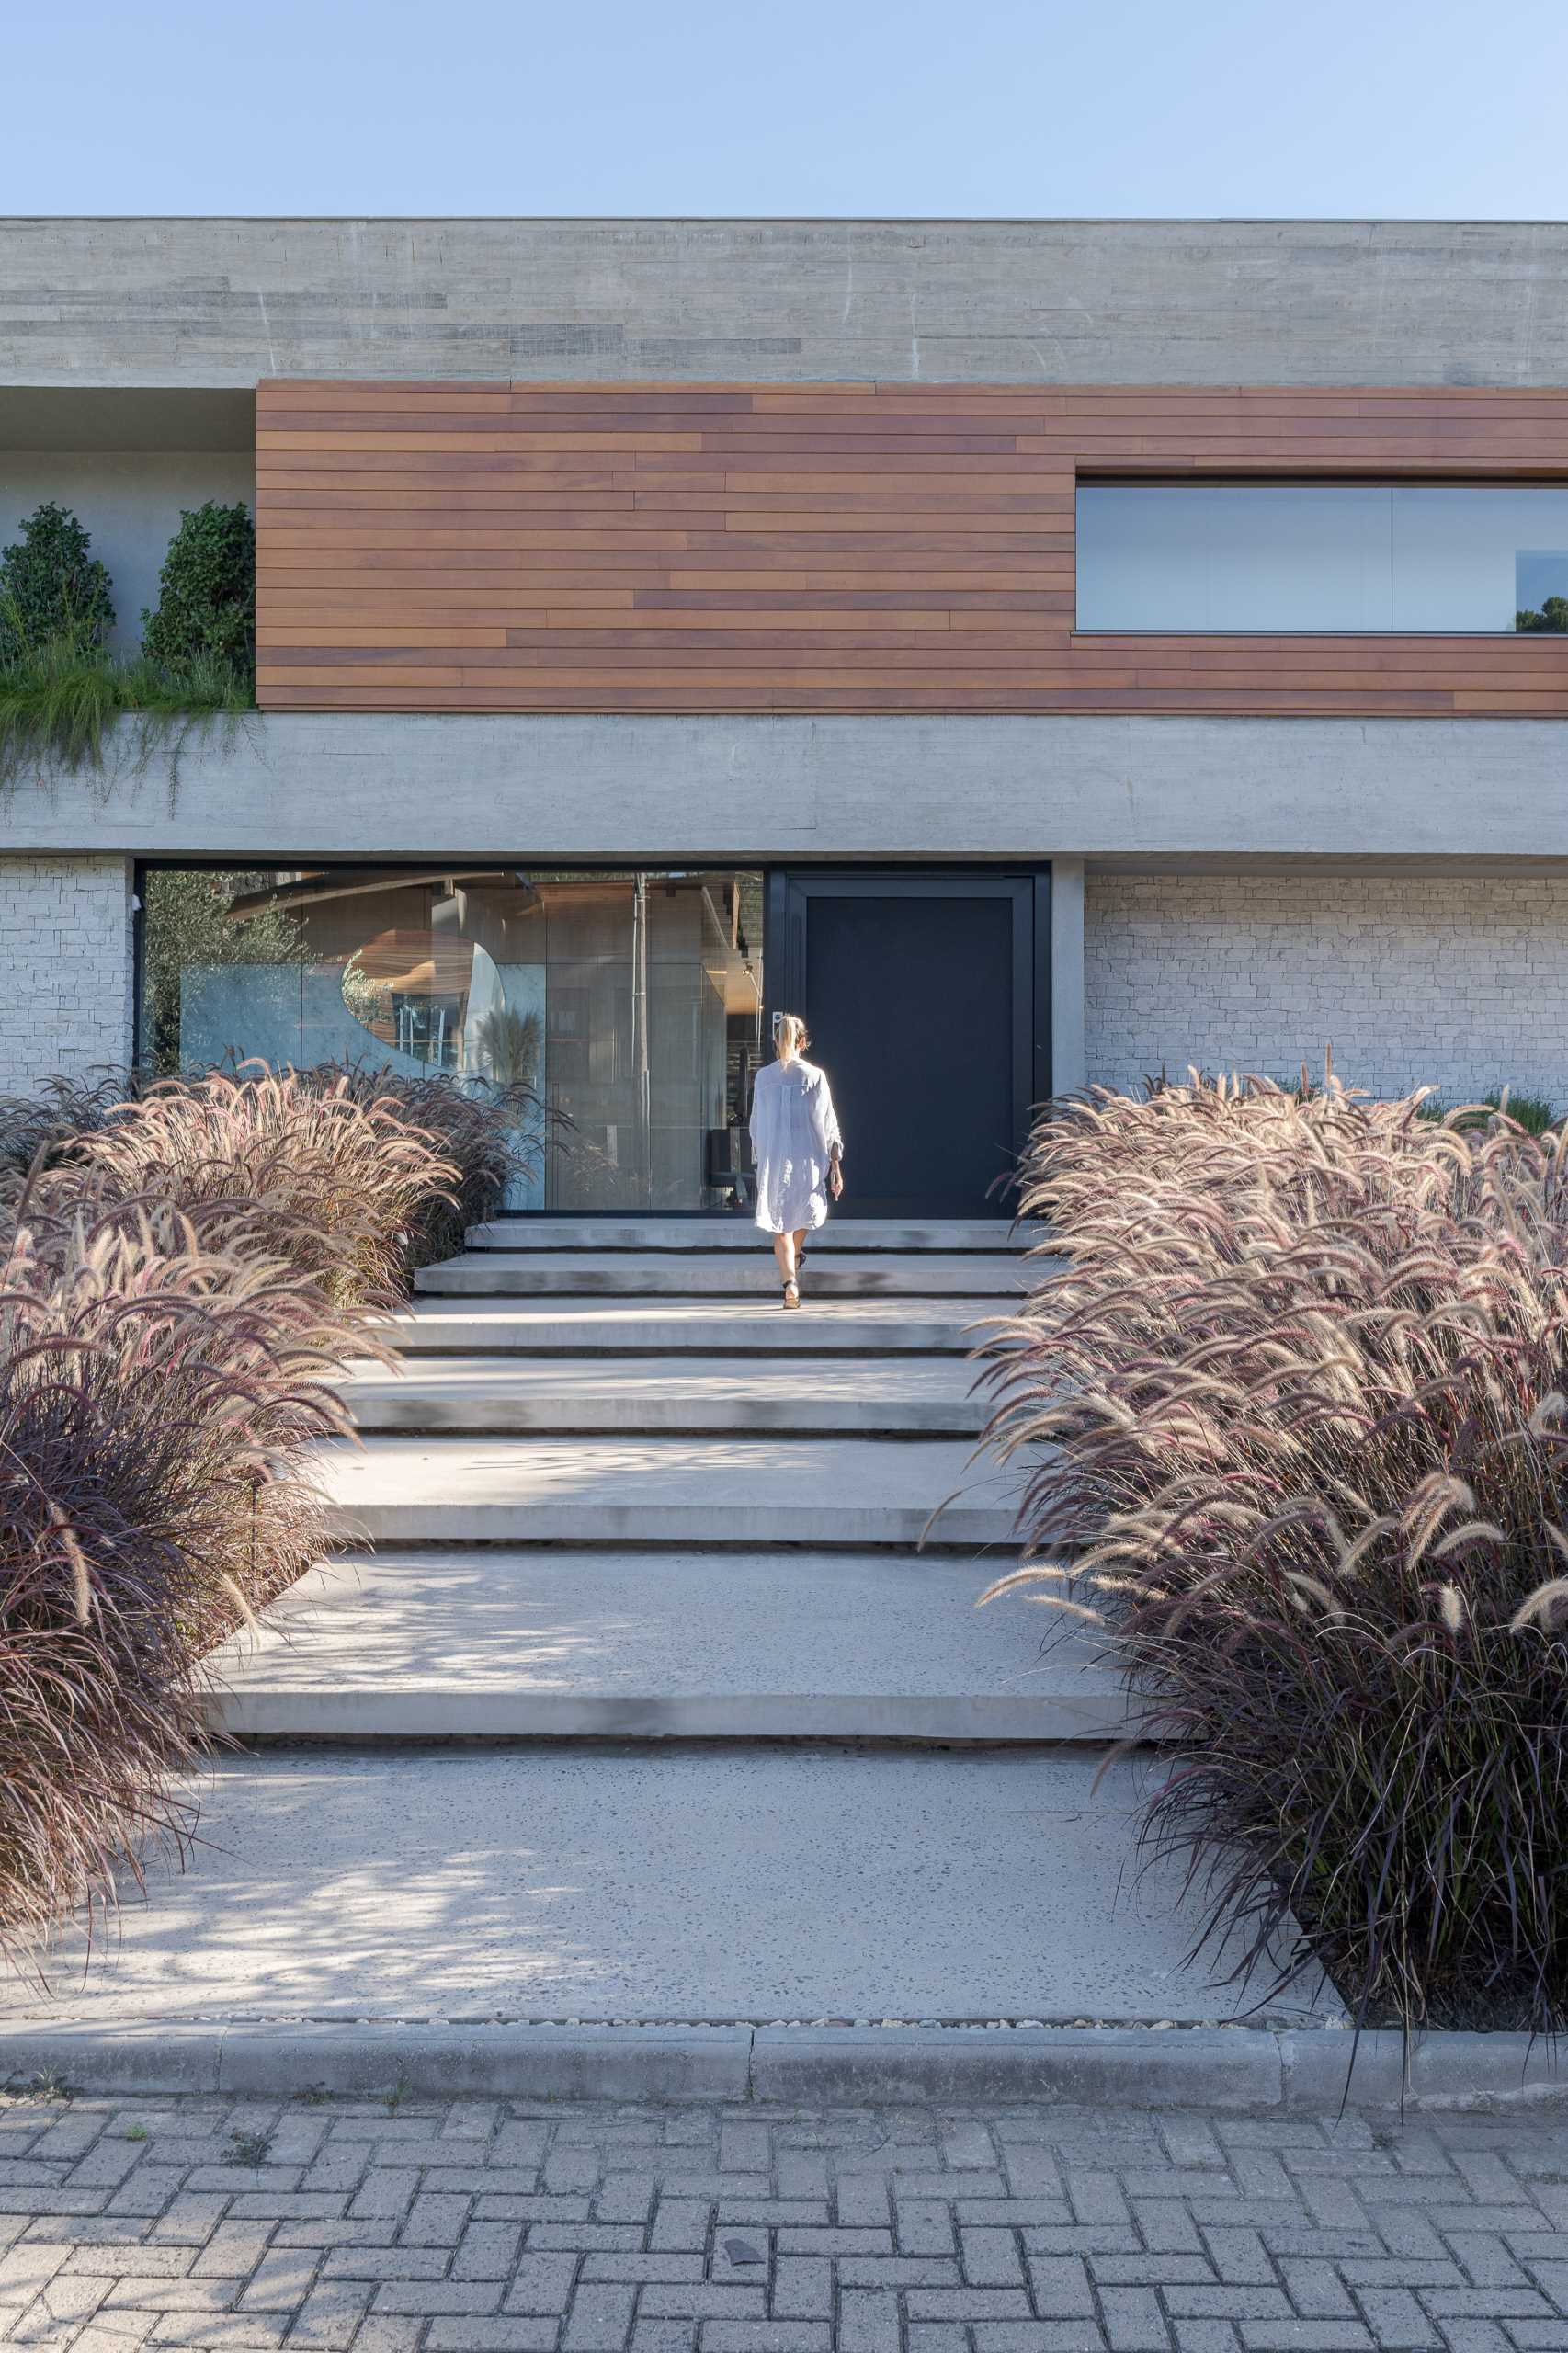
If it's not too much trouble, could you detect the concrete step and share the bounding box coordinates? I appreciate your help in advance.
[203,1548,1129,1743]
[314,1433,1017,1549]
[342,1356,986,1436]
[0,1747,1255,2027]
[468,1217,1040,1255]
[391,1297,990,1356]
[415,1251,1029,1299]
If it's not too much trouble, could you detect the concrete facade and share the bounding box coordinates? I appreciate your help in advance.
[1,215,1567,1104]
[6,218,1568,388]
[0,854,133,1094]
[1085,869,1568,1103]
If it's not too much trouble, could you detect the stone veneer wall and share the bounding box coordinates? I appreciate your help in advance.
[1085,871,1568,1105]
[0,855,134,1093]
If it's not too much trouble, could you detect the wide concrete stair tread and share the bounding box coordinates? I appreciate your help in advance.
[415,1250,1029,1298]
[468,1216,1044,1255]
[314,1433,1016,1547]
[341,1355,987,1434]
[204,1548,1127,1741]
[392,1296,989,1355]
[0,1749,1269,2027]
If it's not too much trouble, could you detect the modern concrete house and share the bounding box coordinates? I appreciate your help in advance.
[6,218,1568,1202]
[11,219,1568,2060]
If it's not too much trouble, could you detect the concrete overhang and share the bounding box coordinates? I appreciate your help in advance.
[2,711,1566,863]
[0,387,255,451]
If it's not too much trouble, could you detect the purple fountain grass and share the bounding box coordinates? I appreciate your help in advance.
[40,1064,459,1312]
[0,1057,552,1290]
[314,1059,551,1275]
[983,1071,1568,2037]
[0,1191,369,1964]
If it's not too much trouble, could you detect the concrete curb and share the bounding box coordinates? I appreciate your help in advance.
[2,2022,1563,2111]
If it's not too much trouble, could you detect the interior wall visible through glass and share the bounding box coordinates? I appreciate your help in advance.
[137,866,767,1212]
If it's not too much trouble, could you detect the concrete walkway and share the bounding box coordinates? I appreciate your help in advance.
[1,1215,1308,2063]
[1,1751,1248,2026]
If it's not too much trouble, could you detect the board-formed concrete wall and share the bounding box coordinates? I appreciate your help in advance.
[0,856,134,1094]
[1085,870,1568,1104]
[6,219,1568,389]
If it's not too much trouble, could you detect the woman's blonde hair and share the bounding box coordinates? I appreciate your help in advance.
[773,1011,809,1060]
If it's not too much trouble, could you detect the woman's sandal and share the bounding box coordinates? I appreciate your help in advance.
[782,1279,801,1311]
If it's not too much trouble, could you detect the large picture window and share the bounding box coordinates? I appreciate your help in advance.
[1075,483,1568,635]
[138,866,765,1212]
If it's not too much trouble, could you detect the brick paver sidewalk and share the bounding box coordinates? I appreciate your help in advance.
[0,2091,1563,2353]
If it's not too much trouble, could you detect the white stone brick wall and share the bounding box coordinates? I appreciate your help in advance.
[1085,871,1568,1107]
[0,855,134,1094]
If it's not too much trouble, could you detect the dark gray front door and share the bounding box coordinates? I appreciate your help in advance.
[766,872,1047,1220]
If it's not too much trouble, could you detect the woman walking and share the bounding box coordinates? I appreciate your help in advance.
[750,1013,844,1309]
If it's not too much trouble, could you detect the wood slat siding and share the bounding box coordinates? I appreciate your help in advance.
[255,381,1568,715]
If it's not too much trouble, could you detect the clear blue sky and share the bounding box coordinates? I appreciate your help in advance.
[6,0,1566,220]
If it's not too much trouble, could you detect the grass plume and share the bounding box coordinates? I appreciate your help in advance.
[37,1065,459,1312]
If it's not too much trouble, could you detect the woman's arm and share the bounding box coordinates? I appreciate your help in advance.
[812,1074,845,1196]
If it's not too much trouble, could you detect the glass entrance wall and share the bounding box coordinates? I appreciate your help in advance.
[137,865,765,1212]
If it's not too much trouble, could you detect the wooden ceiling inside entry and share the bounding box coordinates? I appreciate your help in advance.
[256,381,1568,716]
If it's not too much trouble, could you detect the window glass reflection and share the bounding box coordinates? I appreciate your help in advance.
[1076,483,1568,633]
[138,867,765,1213]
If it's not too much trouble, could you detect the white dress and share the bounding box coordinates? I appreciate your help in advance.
[750,1057,844,1235]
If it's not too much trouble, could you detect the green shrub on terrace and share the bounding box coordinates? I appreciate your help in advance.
[0,498,256,792]
[0,503,115,660]
[142,502,256,682]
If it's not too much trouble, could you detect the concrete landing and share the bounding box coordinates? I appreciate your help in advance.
[340,1355,986,1434]
[203,1547,1125,1742]
[415,1252,1028,1299]
[468,1217,1043,1255]
[0,1749,1254,2027]
[316,1433,1017,1549]
[392,1297,990,1355]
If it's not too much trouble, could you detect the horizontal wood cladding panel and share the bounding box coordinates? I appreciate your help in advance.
[256,381,1568,716]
